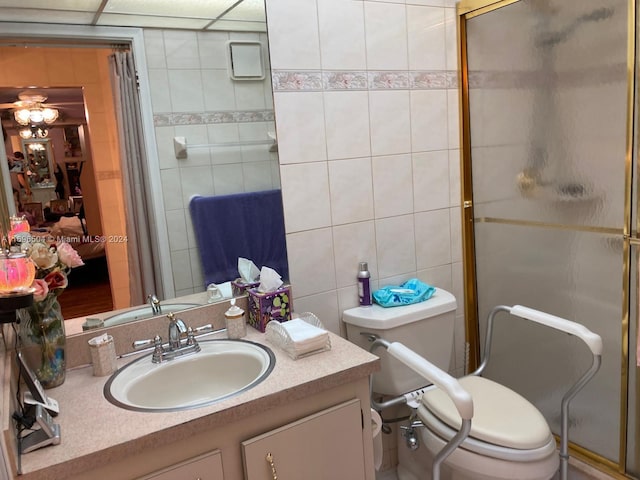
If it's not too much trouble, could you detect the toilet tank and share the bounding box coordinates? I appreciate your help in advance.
[343,287,456,396]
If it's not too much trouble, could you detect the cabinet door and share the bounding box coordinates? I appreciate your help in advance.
[242,399,365,480]
[138,450,224,480]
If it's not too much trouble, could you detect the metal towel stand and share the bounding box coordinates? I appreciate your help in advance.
[366,304,602,480]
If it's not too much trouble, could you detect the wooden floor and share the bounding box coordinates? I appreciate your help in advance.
[58,256,113,320]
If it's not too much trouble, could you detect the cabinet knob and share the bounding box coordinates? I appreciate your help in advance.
[265,452,278,480]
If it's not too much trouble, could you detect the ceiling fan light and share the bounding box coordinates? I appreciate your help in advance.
[29,108,44,124]
[14,109,31,126]
[42,108,58,124]
[18,128,32,140]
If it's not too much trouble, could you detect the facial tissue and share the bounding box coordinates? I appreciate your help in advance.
[257,266,283,293]
[238,257,260,283]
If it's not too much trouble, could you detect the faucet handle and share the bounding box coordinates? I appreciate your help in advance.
[193,324,212,335]
[132,338,153,349]
[186,324,213,346]
[132,335,163,350]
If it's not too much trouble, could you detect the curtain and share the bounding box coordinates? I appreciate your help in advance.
[109,50,162,304]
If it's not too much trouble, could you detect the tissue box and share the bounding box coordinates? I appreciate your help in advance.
[247,285,293,332]
[231,278,260,297]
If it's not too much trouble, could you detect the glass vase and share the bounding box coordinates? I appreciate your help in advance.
[18,297,66,389]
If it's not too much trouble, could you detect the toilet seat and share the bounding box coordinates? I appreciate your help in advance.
[419,375,556,462]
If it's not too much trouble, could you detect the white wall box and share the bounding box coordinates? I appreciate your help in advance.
[227,41,265,80]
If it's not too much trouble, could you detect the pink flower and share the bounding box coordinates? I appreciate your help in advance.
[31,279,49,302]
[44,271,68,290]
[56,242,84,268]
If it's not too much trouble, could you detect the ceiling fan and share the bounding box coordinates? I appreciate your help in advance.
[0,91,83,110]
[0,91,73,126]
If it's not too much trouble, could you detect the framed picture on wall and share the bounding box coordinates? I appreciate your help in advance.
[50,199,68,215]
[69,195,83,214]
[23,202,44,225]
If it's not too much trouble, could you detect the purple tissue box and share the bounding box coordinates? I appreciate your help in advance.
[231,278,260,297]
[247,285,293,332]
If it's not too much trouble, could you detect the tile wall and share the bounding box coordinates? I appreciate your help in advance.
[143,29,279,296]
[264,0,466,375]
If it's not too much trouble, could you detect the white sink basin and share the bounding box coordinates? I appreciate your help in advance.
[104,340,275,412]
[102,303,200,327]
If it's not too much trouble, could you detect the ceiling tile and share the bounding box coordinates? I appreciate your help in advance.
[0,0,268,32]
[221,0,266,22]
[209,20,266,33]
[0,8,95,25]
[96,13,211,30]
[0,0,102,11]
[104,0,237,19]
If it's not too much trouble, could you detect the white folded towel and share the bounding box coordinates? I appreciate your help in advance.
[280,319,329,355]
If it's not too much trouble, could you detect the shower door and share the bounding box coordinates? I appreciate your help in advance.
[458,0,633,475]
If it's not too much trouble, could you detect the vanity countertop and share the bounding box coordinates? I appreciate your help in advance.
[5,327,379,479]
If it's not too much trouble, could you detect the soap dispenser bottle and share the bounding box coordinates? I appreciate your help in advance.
[357,262,372,306]
[225,298,247,339]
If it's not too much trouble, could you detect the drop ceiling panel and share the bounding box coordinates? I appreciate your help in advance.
[209,20,266,33]
[221,0,266,22]
[96,13,211,30]
[104,0,237,19]
[0,0,102,11]
[0,0,267,32]
[0,8,95,25]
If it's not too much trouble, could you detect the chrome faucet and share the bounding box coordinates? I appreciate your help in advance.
[148,294,161,315]
[132,313,212,363]
[167,312,187,349]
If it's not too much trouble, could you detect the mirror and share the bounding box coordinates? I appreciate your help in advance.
[0,0,286,336]
[22,139,54,188]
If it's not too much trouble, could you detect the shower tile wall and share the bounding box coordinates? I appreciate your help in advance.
[143,29,278,297]
[265,0,465,367]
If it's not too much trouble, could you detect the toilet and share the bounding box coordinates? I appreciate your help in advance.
[343,288,559,480]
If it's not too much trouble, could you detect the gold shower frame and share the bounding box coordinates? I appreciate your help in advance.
[456,0,636,478]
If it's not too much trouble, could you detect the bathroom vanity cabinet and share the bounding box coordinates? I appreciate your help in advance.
[2,327,379,480]
[140,450,224,480]
[139,399,366,480]
[242,399,366,479]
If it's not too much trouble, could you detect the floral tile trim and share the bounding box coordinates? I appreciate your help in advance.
[154,110,275,126]
[273,69,459,91]
[272,71,323,91]
[410,71,457,89]
[323,71,368,90]
[368,71,410,89]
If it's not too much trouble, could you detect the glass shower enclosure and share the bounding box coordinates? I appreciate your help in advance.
[458,0,637,476]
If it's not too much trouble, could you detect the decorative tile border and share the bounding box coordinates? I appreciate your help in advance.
[273,70,459,91]
[323,71,368,90]
[154,71,462,126]
[153,110,275,127]
[272,64,626,91]
[271,71,323,91]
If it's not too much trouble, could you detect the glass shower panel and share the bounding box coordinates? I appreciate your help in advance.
[465,0,629,463]
[467,0,627,229]
[474,222,622,460]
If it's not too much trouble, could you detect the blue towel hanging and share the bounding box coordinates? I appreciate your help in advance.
[189,189,289,287]
[373,278,435,307]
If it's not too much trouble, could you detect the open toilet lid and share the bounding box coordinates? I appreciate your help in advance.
[420,375,552,450]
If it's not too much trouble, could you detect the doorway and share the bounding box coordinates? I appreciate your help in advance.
[0,45,131,318]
